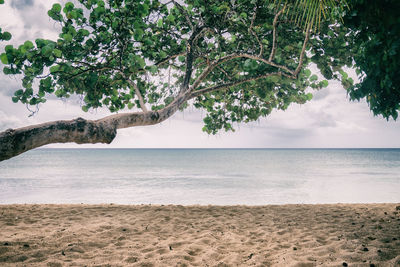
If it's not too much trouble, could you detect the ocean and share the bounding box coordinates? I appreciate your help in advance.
[0,148,399,205]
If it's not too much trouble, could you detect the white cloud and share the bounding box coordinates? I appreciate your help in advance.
[0,110,22,130]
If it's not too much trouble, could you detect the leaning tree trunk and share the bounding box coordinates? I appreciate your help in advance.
[0,94,187,162]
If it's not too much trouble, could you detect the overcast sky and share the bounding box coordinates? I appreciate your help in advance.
[0,0,399,148]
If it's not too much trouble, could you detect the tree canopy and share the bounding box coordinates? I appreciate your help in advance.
[343,0,400,120]
[0,0,398,161]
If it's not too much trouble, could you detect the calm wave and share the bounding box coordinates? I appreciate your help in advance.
[0,148,399,204]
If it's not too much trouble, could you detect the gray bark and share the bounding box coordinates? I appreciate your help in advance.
[0,94,188,162]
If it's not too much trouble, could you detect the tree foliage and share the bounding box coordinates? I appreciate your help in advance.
[344,0,400,120]
[0,1,12,43]
[0,0,354,135]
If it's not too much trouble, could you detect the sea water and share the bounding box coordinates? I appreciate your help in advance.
[0,148,399,205]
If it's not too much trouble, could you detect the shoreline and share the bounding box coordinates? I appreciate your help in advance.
[1,203,399,266]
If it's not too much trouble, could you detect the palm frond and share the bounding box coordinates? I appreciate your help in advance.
[272,0,349,32]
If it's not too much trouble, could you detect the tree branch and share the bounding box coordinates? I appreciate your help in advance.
[191,53,296,92]
[294,26,311,76]
[0,93,190,162]
[189,71,288,99]
[0,118,117,161]
[269,9,284,62]
[126,77,148,112]
[249,6,263,57]
[172,0,194,30]
[181,26,209,93]
[155,52,186,67]
[216,65,233,80]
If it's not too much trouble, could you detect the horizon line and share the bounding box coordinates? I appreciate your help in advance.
[39,147,400,150]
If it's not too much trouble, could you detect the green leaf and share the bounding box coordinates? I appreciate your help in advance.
[267,76,279,83]
[79,29,90,36]
[0,53,8,64]
[5,45,13,53]
[149,65,158,74]
[244,59,252,70]
[2,32,11,41]
[23,41,34,49]
[167,14,175,22]
[250,60,258,70]
[164,96,174,105]
[63,33,73,42]
[41,46,53,57]
[14,89,23,96]
[50,65,60,73]
[82,106,89,112]
[52,3,62,13]
[12,96,19,103]
[63,2,74,13]
[67,10,78,19]
[310,75,318,82]
[137,57,145,68]
[134,29,144,41]
[339,70,348,79]
[304,69,312,77]
[133,21,141,30]
[53,49,62,58]
[320,80,329,88]
[97,0,105,7]
[284,45,293,52]
[178,56,185,62]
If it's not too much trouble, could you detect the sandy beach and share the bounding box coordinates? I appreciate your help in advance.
[0,204,399,266]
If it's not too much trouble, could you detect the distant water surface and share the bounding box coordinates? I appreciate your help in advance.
[0,149,399,205]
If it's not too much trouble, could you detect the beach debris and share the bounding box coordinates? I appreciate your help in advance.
[16,255,28,262]
[293,247,297,250]
[3,242,9,246]
[126,256,139,263]
[342,262,348,267]
[248,253,254,259]
[363,247,369,252]
[23,244,29,248]
[169,245,173,251]
[395,206,400,211]
[61,250,65,256]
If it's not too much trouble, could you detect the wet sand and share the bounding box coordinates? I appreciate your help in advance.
[0,204,399,266]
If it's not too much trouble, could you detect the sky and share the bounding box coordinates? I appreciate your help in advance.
[0,0,399,148]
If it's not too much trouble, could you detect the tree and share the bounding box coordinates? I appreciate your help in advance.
[0,0,361,161]
[343,0,400,120]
